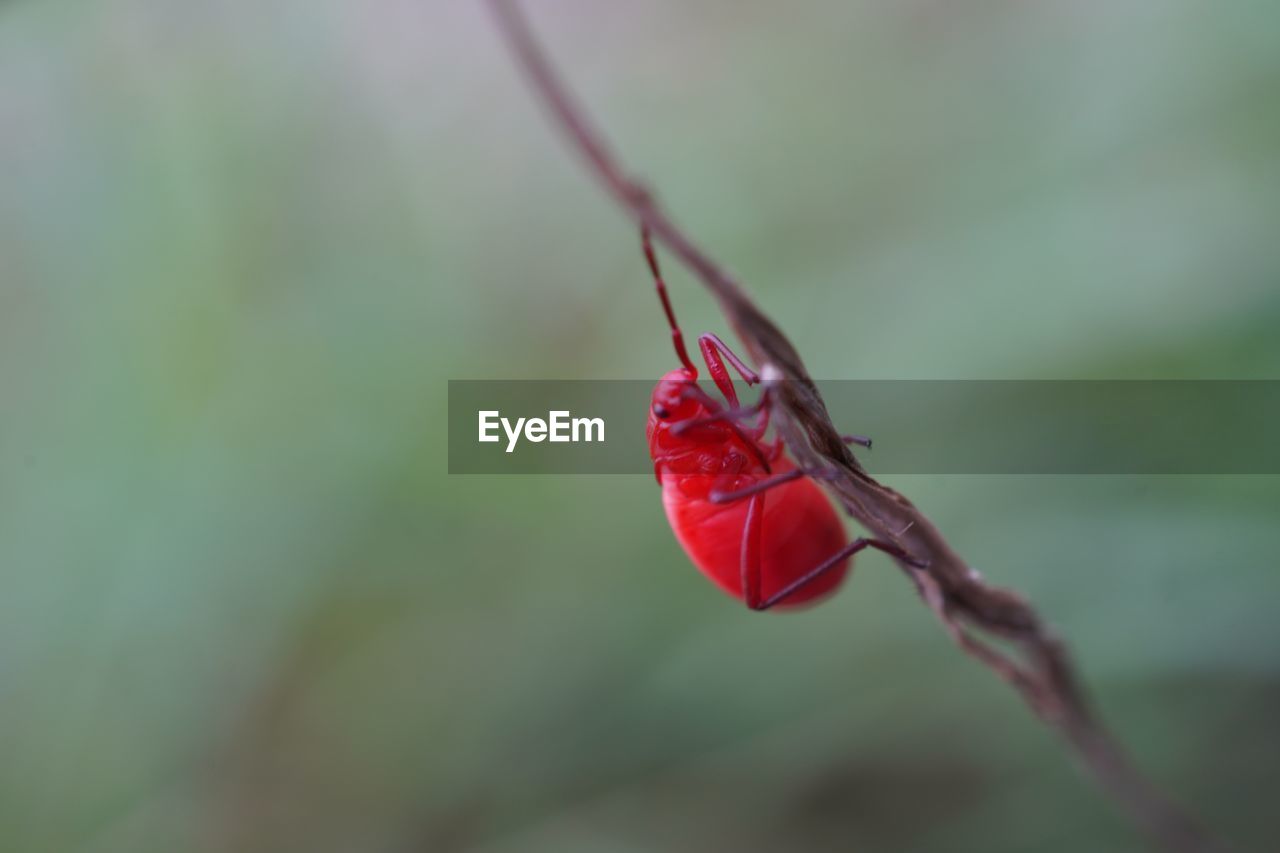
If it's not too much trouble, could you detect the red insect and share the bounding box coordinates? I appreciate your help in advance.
[642,228,923,610]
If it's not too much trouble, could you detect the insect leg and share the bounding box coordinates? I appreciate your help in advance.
[752,538,928,611]
[673,380,725,413]
[749,388,773,442]
[700,333,760,384]
[697,333,759,407]
[695,342,867,447]
[709,469,804,505]
[672,386,774,446]
[671,396,766,436]
[739,492,765,608]
[678,381,867,449]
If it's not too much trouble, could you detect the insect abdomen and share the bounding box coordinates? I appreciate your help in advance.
[662,472,850,608]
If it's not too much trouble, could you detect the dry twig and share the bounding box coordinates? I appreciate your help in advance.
[487,2,1219,850]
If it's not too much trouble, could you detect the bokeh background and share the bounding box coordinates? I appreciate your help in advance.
[3,1,1279,851]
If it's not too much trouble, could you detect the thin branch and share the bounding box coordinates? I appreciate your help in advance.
[486,2,1221,850]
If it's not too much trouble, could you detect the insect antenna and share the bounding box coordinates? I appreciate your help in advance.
[641,226,697,375]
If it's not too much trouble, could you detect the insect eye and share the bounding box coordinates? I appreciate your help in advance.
[652,403,670,419]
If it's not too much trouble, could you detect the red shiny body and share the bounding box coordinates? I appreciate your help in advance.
[647,368,852,608]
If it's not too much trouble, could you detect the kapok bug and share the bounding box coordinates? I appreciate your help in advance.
[641,228,924,610]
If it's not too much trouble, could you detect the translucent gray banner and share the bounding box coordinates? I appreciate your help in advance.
[447,380,1280,474]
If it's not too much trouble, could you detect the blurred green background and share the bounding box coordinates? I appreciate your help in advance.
[2,1,1279,851]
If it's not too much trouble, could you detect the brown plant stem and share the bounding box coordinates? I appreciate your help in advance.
[487,2,1219,850]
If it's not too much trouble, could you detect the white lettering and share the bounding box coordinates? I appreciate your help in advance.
[502,416,525,453]
[573,416,604,442]
[480,410,605,453]
[549,410,570,442]
[478,411,500,442]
